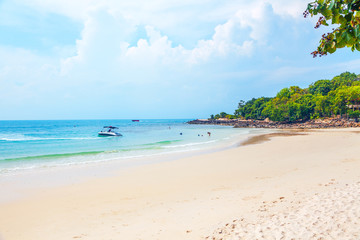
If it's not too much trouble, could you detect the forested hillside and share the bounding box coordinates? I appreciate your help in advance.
[212,72,360,122]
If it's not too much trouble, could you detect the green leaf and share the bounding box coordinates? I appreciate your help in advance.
[345,13,353,22]
[328,46,336,53]
[344,31,351,43]
[339,15,346,25]
[329,0,335,10]
[321,19,329,26]
[336,31,342,42]
[307,4,312,11]
[332,9,340,24]
[317,3,323,11]
[355,43,360,51]
[348,35,357,45]
[323,9,332,18]
[354,25,360,37]
[337,39,346,48]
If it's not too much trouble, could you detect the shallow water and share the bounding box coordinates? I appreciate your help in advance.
[0,119,264,174]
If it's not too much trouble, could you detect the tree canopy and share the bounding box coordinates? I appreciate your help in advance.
[211,72,360,122]
[304,0,360,57]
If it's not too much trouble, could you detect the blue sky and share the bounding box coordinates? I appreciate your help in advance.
[1,0,360,120]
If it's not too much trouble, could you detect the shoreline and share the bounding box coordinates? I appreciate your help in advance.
[0,128,272,204]
[239,131,305,146]
[1,128,360,239]
[0,126,269,177]
[188,118,360,129]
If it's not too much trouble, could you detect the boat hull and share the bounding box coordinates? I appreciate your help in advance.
[98,132,122,137]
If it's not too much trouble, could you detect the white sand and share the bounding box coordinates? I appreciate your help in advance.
[209,181,360,239]
[1,129,360,240]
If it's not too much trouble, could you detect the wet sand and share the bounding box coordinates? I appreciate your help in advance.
[240,131,305,146]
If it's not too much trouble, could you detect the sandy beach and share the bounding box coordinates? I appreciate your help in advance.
[1,129,360,240]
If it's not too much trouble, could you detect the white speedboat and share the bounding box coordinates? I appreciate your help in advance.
[98,126,122,137]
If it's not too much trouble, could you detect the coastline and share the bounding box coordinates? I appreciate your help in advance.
[0,120,266,175]
[0,128,271,203]
[1,128,360,239]
[188,118,360,129]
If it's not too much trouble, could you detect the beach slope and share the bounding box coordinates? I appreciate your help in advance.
[1,129,360,239]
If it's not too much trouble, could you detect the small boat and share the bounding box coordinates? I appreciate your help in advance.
[98,126,122,137]
[132,120,140,122]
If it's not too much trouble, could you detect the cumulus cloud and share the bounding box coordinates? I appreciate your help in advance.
[60,1,281,74]
[2,0,359,120]
[61,6,133,74]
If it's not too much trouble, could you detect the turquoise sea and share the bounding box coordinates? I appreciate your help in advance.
[0,119,262,174]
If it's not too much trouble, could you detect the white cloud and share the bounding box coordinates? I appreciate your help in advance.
[15,0,308,46]
[186,2,276,63]
[60,6,134,75]
[0,46,60,108]
[60,1,283,73]
[190,20,254,63]
[267,0,308,18]
[1,0,310,91]
[3,0,352,120]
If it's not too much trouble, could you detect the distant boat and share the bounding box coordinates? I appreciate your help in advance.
[132,120,140,122]
[98,126,122,137]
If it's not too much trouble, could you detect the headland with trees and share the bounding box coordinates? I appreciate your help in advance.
[189,72,360,128]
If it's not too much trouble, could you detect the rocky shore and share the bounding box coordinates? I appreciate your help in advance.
[187,118,360,129]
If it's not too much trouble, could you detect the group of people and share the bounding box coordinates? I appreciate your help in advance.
[196,132,211,137]
[174,126,211,137]
[179,132,211,136]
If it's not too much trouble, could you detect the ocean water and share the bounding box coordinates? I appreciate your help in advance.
[0,119,263,174]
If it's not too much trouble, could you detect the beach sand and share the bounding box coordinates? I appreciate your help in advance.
[1,129,360,239]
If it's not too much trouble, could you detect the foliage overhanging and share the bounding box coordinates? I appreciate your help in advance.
[304,0,360,57]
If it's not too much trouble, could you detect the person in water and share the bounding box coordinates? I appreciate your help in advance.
[207,132,211,136]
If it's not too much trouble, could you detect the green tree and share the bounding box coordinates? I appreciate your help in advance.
[331,72,358,89]
[235,97,271,119]
[213,72,360,123]
[304,0,360,57]
[293,94,316,120]
[276,87,292,99]
[333,86,349,117]
[225,114,236,119]
[347,85,360,103]
[348,109,360,120]
[263,90,316,122]
[309,79,332,95]
[313,94,332,117]
[219,112,227,118]
[238,100,245,109]
[234,100,246,117]
[263,96,290,122]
